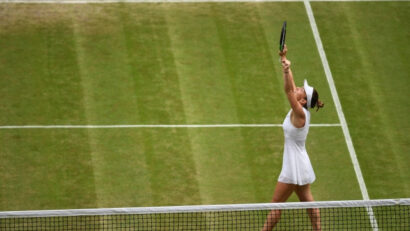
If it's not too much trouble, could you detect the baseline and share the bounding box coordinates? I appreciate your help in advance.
[0,0,409,4]
[0,124,341,129]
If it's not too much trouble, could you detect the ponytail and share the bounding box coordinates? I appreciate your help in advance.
[311,89,324,111]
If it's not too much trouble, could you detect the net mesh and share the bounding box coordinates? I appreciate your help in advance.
[0,199,409,230]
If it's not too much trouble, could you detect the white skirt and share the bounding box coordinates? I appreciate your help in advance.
[278,144,316,185]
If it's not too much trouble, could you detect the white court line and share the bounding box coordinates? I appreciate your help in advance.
[0,124,341,129]
[0,0,408,3]
[303,1,378,230]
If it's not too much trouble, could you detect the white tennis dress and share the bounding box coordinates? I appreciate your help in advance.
[278,108,316,185]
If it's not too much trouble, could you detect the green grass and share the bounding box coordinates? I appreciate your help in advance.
[0,2,408,218]
[0,130,97,209]
[312,1,410,199]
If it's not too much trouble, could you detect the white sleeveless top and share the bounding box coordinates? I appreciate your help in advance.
[278,108,316,185]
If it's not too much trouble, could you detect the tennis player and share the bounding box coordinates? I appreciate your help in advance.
[262,45,324,231]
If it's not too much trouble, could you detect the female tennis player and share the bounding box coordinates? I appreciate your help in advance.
[262,45,324,231]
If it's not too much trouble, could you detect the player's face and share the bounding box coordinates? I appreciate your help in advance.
[296,87,307,101]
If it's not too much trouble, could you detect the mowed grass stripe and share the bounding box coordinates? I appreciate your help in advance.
[211,3,283,201]
[0,5,98,210]
[212,3,283,123]
[118,4,187,125]
[166,3,257,204]
[0,5,86,125]
[312,2,410,198]
[118,4,201,206]
[71,5,154,207]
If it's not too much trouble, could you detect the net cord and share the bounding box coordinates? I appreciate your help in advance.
[0,198,409,219]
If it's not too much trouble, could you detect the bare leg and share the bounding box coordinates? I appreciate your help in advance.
[261,210,282,231]
[261,182,295,231]
[295,184,321,231]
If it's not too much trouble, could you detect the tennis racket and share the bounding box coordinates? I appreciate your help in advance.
[279,21,287,52]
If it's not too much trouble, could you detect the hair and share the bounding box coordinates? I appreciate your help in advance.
[311,89,324,111]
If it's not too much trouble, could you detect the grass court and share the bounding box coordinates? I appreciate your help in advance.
[0,1,409,215]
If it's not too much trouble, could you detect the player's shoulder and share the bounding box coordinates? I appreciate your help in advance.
[302,107,311,122]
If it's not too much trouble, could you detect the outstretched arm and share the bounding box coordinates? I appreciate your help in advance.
[279,45,305,126]
[279,46,296,93]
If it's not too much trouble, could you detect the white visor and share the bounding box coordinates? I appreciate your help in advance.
[304,79,314,109]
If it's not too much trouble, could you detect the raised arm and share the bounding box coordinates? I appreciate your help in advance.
[279,45,306,127]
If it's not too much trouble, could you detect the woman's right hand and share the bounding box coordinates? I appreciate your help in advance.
[279,44,288,57]
[282,59,291,72]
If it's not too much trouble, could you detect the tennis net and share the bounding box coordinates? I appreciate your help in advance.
[0,199,409,230]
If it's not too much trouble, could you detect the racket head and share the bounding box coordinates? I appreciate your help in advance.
[279,21,287,52]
